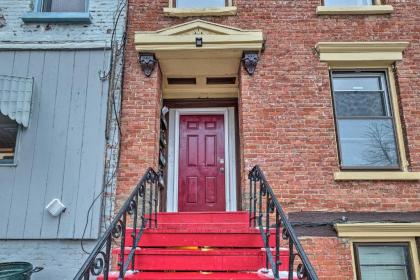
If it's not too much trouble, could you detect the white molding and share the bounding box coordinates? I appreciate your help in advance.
[315,41,409,63]
[0,42,111,50]
[316,5,394,15]
[227,107,237,211]
[166,110,177,212]
[335,223,420,238]
[163,7,238,17]
[166,107,237,212]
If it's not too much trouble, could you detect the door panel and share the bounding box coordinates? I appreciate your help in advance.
[178,115,225,212]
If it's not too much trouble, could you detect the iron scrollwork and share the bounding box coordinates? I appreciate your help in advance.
[248,165,319,280]
[74,168,161,280]
[90,252,106,276]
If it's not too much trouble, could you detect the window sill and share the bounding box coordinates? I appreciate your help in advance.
[0,163,17,167]
[22,12,91,24]
[163,7,237,17]
[334,171,420,181]
[316,5,394,15]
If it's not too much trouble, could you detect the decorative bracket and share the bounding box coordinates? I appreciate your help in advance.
[139,53,157,77]
[242,51,260,75]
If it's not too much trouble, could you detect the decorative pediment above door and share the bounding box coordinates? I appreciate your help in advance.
[135,20,264,99]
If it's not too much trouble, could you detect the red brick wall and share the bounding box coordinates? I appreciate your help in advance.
[120,0,420,211]
[118,0,420,278]
[300,237,355,280]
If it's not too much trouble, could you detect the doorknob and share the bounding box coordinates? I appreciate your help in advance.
[220,167,225,173]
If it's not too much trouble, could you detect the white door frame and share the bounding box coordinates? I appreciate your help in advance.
[166,107,237,212]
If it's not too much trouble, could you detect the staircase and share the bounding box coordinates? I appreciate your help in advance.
[99,212,293,280]
[75,167,318,280]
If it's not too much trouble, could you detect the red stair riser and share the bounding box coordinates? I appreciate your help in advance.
[157,223,249,230]
[125,228,278,248]
[153,212,250,224]
[113,248,290,272]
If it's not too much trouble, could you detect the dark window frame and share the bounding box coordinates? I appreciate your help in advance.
[330,69,402,170]
[353,242,414,280]
[0,116,20,166]
[173,0,230,8]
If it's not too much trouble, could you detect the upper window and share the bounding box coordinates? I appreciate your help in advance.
[0,114,18,165]
[324,0,373,6]
[41,0,86,12]
[354,243,413,280]
[331,71,400,170]
[22,0,90,23]
[174,0,228,8]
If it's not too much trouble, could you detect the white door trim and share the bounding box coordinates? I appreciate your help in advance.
[166,107,237,212]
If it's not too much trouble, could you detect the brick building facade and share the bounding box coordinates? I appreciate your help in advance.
[116,0,420,279]
[0,0,126,278]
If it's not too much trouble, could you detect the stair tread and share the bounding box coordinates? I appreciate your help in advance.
[103,271,295,279]
[154,212,249,224]
[117,247,289,255]
[142,228,264,233]
[126,227,277,248]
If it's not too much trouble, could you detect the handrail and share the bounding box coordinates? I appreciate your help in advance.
[248,165,319,280]
[74,168,161,280]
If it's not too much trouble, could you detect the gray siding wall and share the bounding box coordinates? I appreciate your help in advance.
[0,49,109,239]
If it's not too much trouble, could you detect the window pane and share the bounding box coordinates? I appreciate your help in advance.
[338,119,399,168]
[43,0,86,12]
[0,114,18,164]
[333,76,382,91]
[359,246,407,265]
[176,0,226,8]
[360,266,409,280]
[324,0,373,6]
[335,91,386,117]
[357,246,411,280]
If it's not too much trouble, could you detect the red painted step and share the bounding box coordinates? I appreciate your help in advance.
[126,227,276,248]
[101,212,292,280]
[99,271,296,280]
[155,212,250,224]
[115,247,290,272]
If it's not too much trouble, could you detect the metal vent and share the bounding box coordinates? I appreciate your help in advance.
[167,78,196,85]
[207,77,236,85]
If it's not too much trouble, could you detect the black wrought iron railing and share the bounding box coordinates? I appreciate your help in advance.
[248,165,319,280]
[74,168,161,280]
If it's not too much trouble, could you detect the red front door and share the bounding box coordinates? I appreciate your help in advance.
[178,115,225,212]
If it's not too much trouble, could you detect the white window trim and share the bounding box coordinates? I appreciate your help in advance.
[353,242,416,280]
[335,223,420,280]
[315,41,420,181]
[166,107,237,212]
[331,70,400,170]
[164,0,237,17]
[317,0,394,15]
[168,0,233,8]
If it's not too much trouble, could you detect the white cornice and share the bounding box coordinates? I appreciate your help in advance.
[335,223,420,238]
[315,42,409,63]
